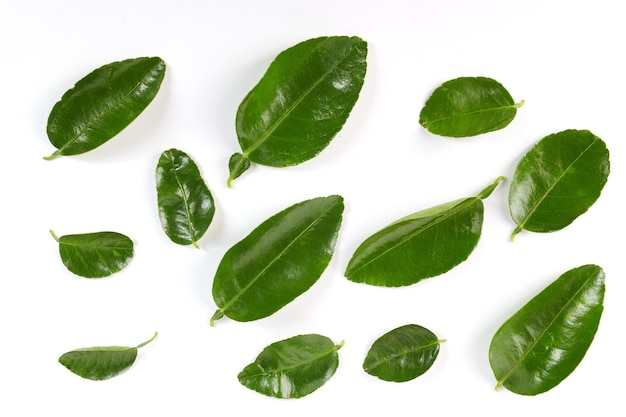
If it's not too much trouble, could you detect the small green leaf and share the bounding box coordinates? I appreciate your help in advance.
[345,177,503,287]
[227,153,251,188]
[50,230,134,278]
[45,57,166,160]
[363,324,444,382]
[230,36,367,184]
[211,195,344,324]
[156,149,215,247]
[509,129,610,241]
[238,334,343,399]
[419,76,522,137]
[489,265,604,395]
[59,332,158,381]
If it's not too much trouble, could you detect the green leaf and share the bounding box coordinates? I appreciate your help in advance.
[50,230,134,278]
[156,149,215,248]
[509,129,610,241]
[419,76,523,137]
[345,177,503,287]
[211,195,344,324]
[489,265,605,396]
[59,332,157,381]
[45,57,166,160]
[238,334,343,399]
[363,324,444,382]
[228,36,367,185]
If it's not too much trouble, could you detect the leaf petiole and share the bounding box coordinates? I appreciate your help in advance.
[136,332,158,349]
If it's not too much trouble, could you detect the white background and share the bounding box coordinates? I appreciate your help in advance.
[1,1,623,415]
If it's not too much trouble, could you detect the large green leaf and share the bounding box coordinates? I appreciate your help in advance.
[59,332,157,381]
[238,334,343,399]
[489,265,605,395]
[345,177,503,287]
[228,36,368,186]
[419,76,523,137]
[363,324,444,382]
[156,149,215,248]
[211,195,344,325]
[509,129,610,241]
[50,230,134,278]
[45,57,166,160]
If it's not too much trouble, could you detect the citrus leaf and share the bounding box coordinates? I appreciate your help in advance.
[509,129,610,241]
[363,324,444,382]
[50,230,134,278]
[419,76,523,137]
[58,332,157,381]
[228,36,367,185]
[156,149,215,248]
[345,177,503,287]
[238,334,343,399]
[489,265,605,395]
[211,195,344,324]
[45,57,166,160]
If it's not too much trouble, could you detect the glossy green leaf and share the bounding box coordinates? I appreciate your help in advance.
[345,177,503,287]
[50,230,134,278]
[509,129,610,241]
[363,324,444,382]
[228,36,367,186]
[156,149,215,248]
[211,195,344,324]
[45,57,166,160]
[59,332,157,381]
[489,265,605,396]
[238,334,343,399]
[419,76,523,137]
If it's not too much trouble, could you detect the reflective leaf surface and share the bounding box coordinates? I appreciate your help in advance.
[489,265,604,395]
[238,334,343,399]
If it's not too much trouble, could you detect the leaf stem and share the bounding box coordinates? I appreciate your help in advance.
[49,229,60,242]
[510,225,523,242]
[192,241,200,249]
[514,99,525,109]
[136,332,158,349]
[477,176,505,200]
[209,310,224,327]
[43,150,61,161]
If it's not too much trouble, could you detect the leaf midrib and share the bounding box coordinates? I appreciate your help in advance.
[367,340,441,371]
[423,102,519,127]
[260,345,339,375]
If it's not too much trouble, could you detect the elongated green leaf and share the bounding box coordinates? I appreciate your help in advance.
[156,149,215,248]
[59,332,157,381]
[228,36,368,186]
[363,324,444,382]
[489,265,604,395]
[345,177,503,287]
[211,195,344,324]
[45,57,166,160]
[419,76,523,137]
[238,334,343,399]
[509,129,610,241]
[50,230,134,278]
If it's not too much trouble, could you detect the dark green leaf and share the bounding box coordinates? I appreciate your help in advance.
[509,129,610,241]
[59,332,157,381]
[419,76,522,137]
[228,36,367,185]
[45,57,166,160]
[227,153,251,187]
[211,195,344,324]
[156,149,215,248]
[238,334,343,399]
[489,265,604,395]
[50,230,134,278]
[363,324,444,382]
[345,177,503,287]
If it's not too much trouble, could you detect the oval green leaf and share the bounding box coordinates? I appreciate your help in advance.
[509,129,610,241]
[228,36,368,185]
[211,195,344,324]
[489,265,605,395]
[45,56,166,160]
[59,332,157,381]
[238,334,343,399]
[345,177,503,287]
[156,149,215,248]
[419,76,523,137]
[363,324,444,382]
[50,230,134,278]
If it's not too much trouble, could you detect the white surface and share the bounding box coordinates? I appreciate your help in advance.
[1,1,623,415]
